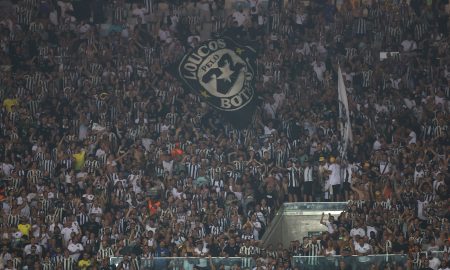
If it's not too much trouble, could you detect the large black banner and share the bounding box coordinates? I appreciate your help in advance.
[171,37,257,129]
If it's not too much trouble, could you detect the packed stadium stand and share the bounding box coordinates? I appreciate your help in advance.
[0,0,449,269]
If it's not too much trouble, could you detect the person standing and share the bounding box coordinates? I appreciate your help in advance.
[303,160,314,202]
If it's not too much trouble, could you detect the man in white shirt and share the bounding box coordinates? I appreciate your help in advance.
[355,237,372,263]
[57,0,74,19]
[162,154,174,175]
[23,238,42,256]
[401,34,417,52]
[328,157,341,202]
[303,160,314,202]
[429,256,441,270]
[251,214,262,240]
[232,7,248,26]
[273,87,285,109]
[132,4,148,21]
[67,241,84,261]
[350,222,366,240]
[61,222,76,245]
[90,202,103,222]
[320,213,337,234]
[311,59,326,82]
[407,128,417,144]
[355,237,371,255]
[263,96,278,119]
[158,25,171,43]
[0,157,13,176]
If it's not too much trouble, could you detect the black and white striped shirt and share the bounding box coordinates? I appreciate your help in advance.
[354,17,367,35]
[27,169,43,184]
[287,166,301,188]
[113,6,126,24]
[62,256,75,270]
[185,162,200,179]
[305,242,322,264]
[42,261,54,270]
[61,158,73,170]
[84,160,99,174]
[208,167,222,181]
[97,247,114,261]
[40,159,56,177]
[8,214,20,227]
[16,6,32,25]
[240,245,256,257]
[362,70,373,88]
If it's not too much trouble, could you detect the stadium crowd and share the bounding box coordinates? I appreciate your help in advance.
[0,0,449,269]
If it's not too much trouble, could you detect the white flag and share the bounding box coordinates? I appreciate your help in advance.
[338,65,352,159]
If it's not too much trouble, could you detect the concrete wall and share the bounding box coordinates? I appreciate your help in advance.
[263,210,344,249]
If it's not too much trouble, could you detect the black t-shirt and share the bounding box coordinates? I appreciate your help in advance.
[215,0,225,9]
[208,243,221,257]
[392,241,408,254]
[223,244,240,257]
[82,220,101,235]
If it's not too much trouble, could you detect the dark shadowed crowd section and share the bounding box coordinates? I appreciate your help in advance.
[0,0,449,270]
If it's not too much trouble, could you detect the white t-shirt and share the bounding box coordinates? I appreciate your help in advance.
[49,223,63,233]
[328,164,341,186]
[263,126,276,136]
[429,257,441,270]
[296,14,307,25]
[132,7,147,20]
[0,163,13,176]
[79,23,90,34]
[61,227,75,242]
[355,243,371,254]
[273,92,285,108]
[414,169,424,184]
[401,40,417,52]
[57,1,73,18]
[263,103,277,119]
[163,160,174,174]
[417,200,429,220]
[68,243,84,260]
[23,244,42,255]
[252,221,262,240]
[379,161,390,174]
[82,194,94,202]
[68,243,84,253]
[311,61,326,82]
[95,148,106,158]
[373,140,382,151]
[249,0,259,8]
[366,226,377,237]
[158,29,170,42]
[324,221,336,234]
[408,131,417,144]
[194,246,209,256]
[232,11,247,26]
[350,227,366,238]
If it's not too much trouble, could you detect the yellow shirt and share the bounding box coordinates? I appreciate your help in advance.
[3,98,18,112]
[18,223,31,236]
[78,259,91,269]
[73,150,86,171]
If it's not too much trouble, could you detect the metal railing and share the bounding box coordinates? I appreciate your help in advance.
[293,254,408,269]
[110,253,415,269]
[110,256,256,270]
